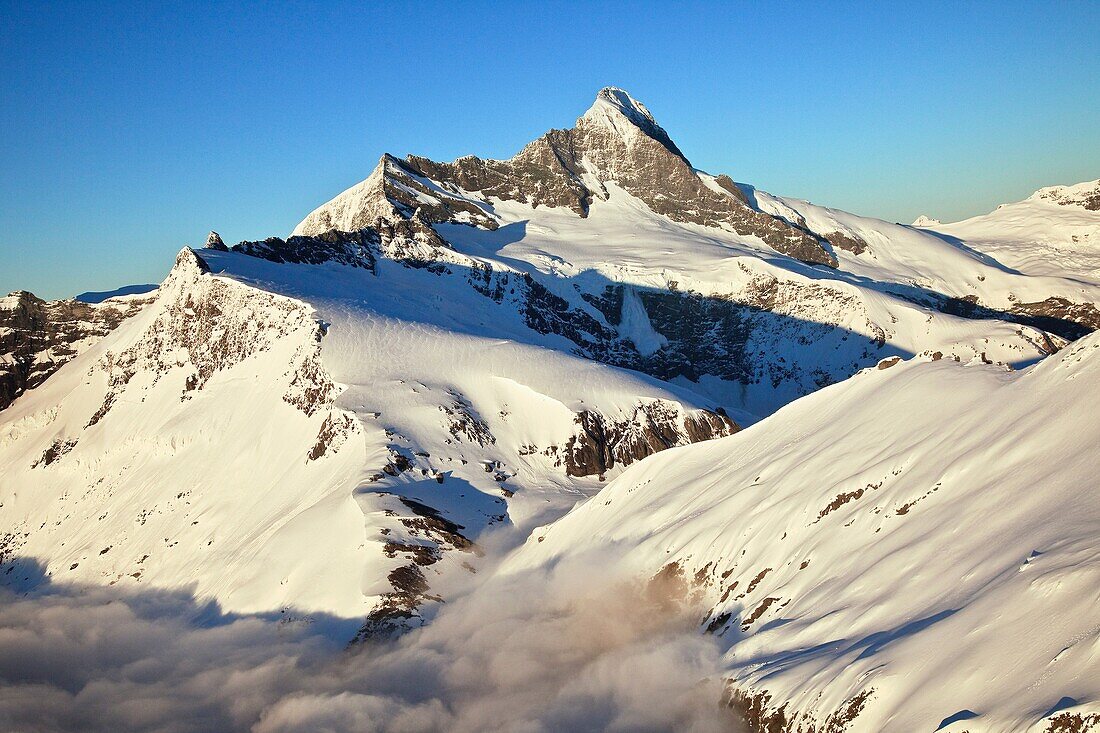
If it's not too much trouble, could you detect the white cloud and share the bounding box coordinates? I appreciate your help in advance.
[0,555,738,733]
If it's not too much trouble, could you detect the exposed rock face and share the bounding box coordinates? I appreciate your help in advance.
[404,147,590,219]
[0,290,150,410]
[465,253,877,399]
[353,497,478,642]
[920,292,1099,342]
[576,274,875,391]
[251,213,461,269]
[1011,297,1100,340]
[562,401,737,477]
[232,229,380,270]
[292,156,498,237]
[725,685,873,733]
[294,88,837,267]
[89,248,339,423]
[823,230,868,255]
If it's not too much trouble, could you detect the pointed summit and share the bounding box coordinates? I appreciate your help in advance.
[584,87,659,128]
[579,87,688,163]
[204,231,227,251]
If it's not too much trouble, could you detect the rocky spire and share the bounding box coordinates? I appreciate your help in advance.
[204,231,227,251]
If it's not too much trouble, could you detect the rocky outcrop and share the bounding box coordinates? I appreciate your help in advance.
[893,290,1098,343]
[353,497,478,642]
[823,230,868,255]
[724,685,873,733]
[0,290,150,410]
[452,257,877,399]
[231,229,380,270]
[293,155,498,236]
[405,136,594,218]
[1030,179,1100,211]
[562,400,737,478]
[1011,297,1100,340]
[253,209,468,270]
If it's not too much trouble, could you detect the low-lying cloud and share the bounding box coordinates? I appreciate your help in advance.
[0,555,737,733]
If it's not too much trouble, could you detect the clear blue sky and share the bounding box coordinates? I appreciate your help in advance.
[2,1,1098,299]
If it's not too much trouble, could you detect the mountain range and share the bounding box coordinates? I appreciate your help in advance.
[2,88,1098,731]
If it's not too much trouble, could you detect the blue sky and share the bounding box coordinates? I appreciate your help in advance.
[2,1,1098,299]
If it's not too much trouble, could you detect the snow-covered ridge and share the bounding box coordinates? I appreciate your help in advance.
[0,248,374,615]
[1027,178,1100,211]
[0,287,153,411]
[934,179,1100,281]
[291,157,397,237]
[0,243,740,630]
[510,332,1100,731]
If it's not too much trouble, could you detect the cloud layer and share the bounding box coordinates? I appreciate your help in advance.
[0,555,737,733]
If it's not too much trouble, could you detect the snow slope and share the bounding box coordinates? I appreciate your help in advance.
[510,334,1100,731]
[752,187,1098,312]
[933,180,1100,280]
[0,250,373,617]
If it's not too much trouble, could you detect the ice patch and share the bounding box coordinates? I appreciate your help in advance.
[618,286,667,356]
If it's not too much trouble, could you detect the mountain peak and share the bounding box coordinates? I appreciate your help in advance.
[293,88,836,265]
[204,231,227,251]
[579,87,688,162]
[587,87,658,127]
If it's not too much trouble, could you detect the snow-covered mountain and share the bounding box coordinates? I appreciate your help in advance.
[912,214,942,227]
[1,88,1098,725]
[267,95,1092,425]
[511,331,1100,731]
